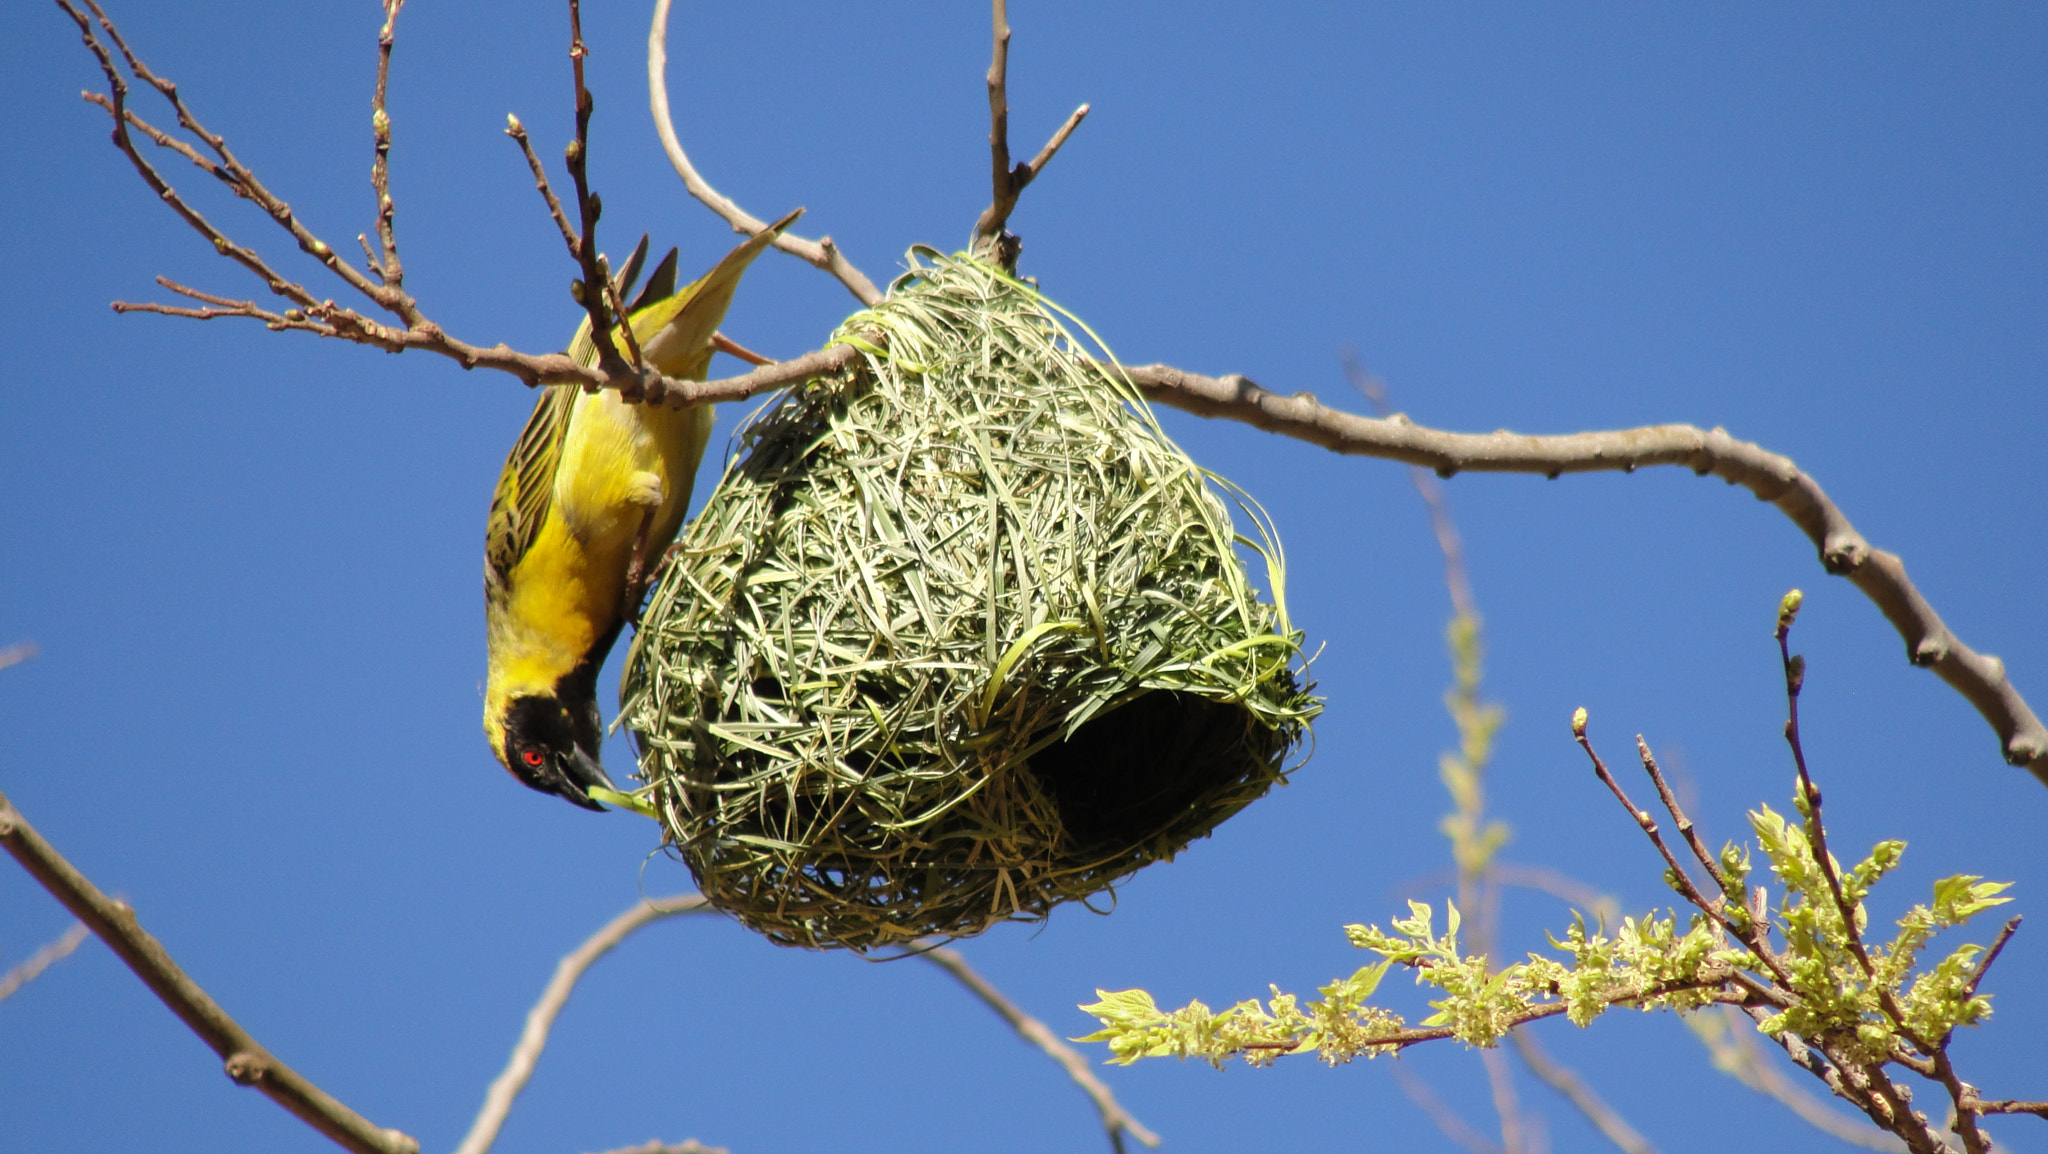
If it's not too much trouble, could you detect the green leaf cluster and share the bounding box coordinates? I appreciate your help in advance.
[1078,792,2012,1071]
[1746,804,2010,1064]
[1077,961,1402,1069]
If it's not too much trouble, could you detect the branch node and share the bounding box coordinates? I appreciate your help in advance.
[1822,532,1868,573]
[224,1050,270,1085]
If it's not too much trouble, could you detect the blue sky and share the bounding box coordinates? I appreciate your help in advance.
[3,2,2045,1152]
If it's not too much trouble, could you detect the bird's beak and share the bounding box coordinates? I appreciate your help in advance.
[557,744,617,812]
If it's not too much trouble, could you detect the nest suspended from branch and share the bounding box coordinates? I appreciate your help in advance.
[620,250,1320,950]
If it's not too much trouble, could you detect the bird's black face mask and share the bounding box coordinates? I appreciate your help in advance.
[498,693,615,811]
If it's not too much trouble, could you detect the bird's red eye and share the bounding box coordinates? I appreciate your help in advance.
[521,748,546,768]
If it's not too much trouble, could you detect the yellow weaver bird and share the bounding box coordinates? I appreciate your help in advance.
[483,215,795,809]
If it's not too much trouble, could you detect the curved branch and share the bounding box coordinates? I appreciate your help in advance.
[921,945,1161,1152]
[1121,362,2048,786]
[453,895,714,1154]
[647,0,881,306]
[0,785,418,1154]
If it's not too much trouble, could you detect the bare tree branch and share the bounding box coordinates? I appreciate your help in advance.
[970,0,1088,266]
[1346,354,1474,617]
[64,5,2046,791]
[1487,864,1619,924]
[1478,1046,1527,1154]
[1127,361,2048,787]
[1390,1062,1506,1154]
[1575,719,1798,994]
[505,113,582,265]
[66,0,427,327]
[1974,1100,2048,1121]
[1692,1006,1906,1151]
[0,641,37,672]
[555,0,647,400]
[920,945,1161,1152]
[1510,1029,1660,1154]
[0,921,89,1004]
[1961,915,2021,1002]
[453,899,1158,1154]
[0,785,418,1154]
[454,895,714,1154]
[365,1,405,287]
[646,0,881,306]
[585,1142,728,1154]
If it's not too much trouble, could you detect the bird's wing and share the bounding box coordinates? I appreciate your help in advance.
[484,383,577,600]
[489,208,803,600]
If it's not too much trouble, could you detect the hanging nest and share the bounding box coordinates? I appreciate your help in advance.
[619,250,1320,950]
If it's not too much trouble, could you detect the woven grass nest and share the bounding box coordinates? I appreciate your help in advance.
[619,249,1320,951]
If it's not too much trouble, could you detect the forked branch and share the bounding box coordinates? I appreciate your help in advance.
[647,0,882,305]
[970,0,1089,265]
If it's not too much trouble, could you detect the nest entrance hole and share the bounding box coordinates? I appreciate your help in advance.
[1025,689,1276,857]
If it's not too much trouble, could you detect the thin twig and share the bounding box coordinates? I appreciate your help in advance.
[0,641,37,672]
[1961,916,2021,1001]
[920,945,1160,1152]
[600,256,645,369]
[1774,620,1979,1150]
[1634,738,1726,893]
[73,0,424,326]
[584,1142,728,1154]
[1390,1063,1506,1154]
[710,332,774,366]
[1479,1046,1527,1154]
[1573,720,1794,989]
[1776,618,1880,984]
[452,895,713,1154]
[1974,1100,2048,1120]
[368,1,405,286]
[0,785,418,1154]
[1510,1029,1659,1154]
[116,276,338,334]
[79,94,222,181]
[1344,353,1476,617]
[1486,864,1618,923]
[558,0,641,401]
[970,0,1089,264]
[504,115,580,258]
[1124,360,2048,787]
[646,0,880,305]
[0,921,90,1004]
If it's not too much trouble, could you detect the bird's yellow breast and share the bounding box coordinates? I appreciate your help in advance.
[486,394,713,705]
